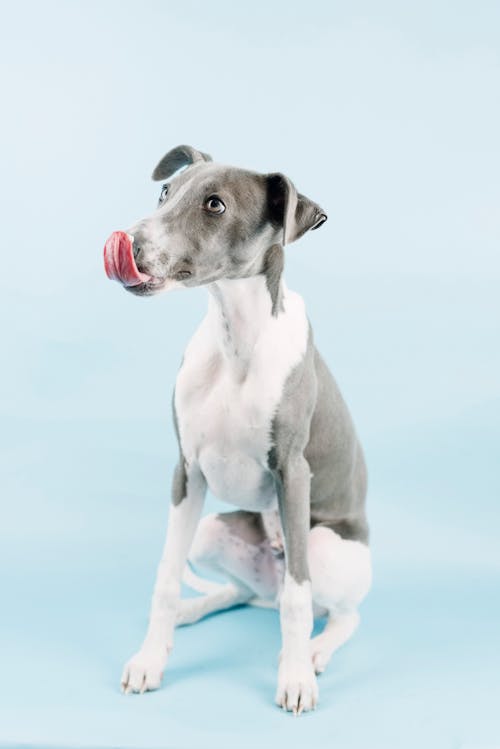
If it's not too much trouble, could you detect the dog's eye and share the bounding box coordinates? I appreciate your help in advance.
[204,195,225,214]
[158,184,169,205]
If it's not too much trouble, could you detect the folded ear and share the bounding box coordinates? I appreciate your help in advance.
[266,173,327,245]
[152,145,212,181]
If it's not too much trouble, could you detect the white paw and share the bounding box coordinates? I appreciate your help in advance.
[275,657,319,714]
[121,647,168,694]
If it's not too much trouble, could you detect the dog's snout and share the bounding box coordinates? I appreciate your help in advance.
[132,238,142,262]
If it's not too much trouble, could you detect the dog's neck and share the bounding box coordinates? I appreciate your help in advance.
[208,274,285,379]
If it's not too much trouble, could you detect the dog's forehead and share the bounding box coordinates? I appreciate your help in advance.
[167,162,264,200]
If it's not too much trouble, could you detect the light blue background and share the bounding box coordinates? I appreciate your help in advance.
[1,1,499,747]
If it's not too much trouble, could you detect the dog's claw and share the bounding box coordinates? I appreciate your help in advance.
[276,658,319,714]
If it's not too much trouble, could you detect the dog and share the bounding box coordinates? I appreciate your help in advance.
[103,145,371,714]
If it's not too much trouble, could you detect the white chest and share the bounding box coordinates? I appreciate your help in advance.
[174,280,309,511]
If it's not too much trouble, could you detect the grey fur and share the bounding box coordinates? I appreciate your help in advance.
[261,243,285,316]
[171,388,187,506]
[267,327,317,583]
[306,349,369,543]
[265,326,368,586]
[218,510,267,546]
[125,152,327,307]
[152,145,212,181]
[269,328,368,563]
[267,173,327,244]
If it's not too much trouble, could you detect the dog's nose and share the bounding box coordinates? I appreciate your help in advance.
[132,238,142,262]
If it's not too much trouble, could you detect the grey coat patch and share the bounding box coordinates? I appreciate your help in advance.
[171,388,187,506]
[266,173,327,245]
[261,243,285,316]
[218,510,267,546]
[267,327,369,582]
[306,348,369,544]
[267,327,317,583]
[152,145,212,181]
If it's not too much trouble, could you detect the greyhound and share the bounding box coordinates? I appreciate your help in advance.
[103,145,371,714]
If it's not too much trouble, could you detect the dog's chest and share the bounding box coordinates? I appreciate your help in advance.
[180,371,275,508]
[174,290,309,510]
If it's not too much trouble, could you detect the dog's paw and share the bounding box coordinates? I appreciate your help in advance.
[121,647,168,694]
[310,635,334,675]
[275,657,319,714]
[310,647,330,675]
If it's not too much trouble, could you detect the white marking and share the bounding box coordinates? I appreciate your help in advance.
[276,572,318,713]
[121,471,205,694]
[308,526,372,614]
[160,170,200,212]
[307,526,371,675]
[175,275,309,511]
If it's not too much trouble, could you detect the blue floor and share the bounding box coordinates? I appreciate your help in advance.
[1,407,499,749]
[1,553,499,749]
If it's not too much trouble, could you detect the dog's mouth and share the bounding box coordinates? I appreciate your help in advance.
[103,231,163,289]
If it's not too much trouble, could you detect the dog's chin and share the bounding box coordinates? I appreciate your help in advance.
[125,278,184,297]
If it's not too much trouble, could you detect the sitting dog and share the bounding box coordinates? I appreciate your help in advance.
[104,145,371,714]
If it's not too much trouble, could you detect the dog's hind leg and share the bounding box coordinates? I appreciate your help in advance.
[177,510,282,625]
[308,525,371,674]
[177,576,249,626]
[309,611,360,674]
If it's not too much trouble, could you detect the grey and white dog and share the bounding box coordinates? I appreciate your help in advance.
[103,145,371,714]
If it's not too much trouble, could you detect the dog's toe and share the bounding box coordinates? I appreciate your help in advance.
[310,642,331,675]
[275,658,319,714]
[121,649,166,694]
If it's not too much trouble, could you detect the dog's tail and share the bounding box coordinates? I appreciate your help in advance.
[182,562,276,609]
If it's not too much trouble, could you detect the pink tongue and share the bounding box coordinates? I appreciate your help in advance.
[103,231,153,287]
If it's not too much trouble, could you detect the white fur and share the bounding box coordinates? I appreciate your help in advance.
[189,513,284,600]
[308,526,372,614]
[276,572,318,713]
[175,276,309,511]
[310,611,360,674]
[308,526,371,675]
[177,583,248,626]
[121,470,206,694]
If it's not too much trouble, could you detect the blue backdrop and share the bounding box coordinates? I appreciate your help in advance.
[1,1,499,747]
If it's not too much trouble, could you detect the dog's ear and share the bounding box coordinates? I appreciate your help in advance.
[266,173,327,245]
[152,145,212,181]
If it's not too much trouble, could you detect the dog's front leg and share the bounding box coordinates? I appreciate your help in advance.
[274,454,317,714]
[121,463,206,694]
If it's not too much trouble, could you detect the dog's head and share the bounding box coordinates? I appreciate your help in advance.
[103,145,327,297]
